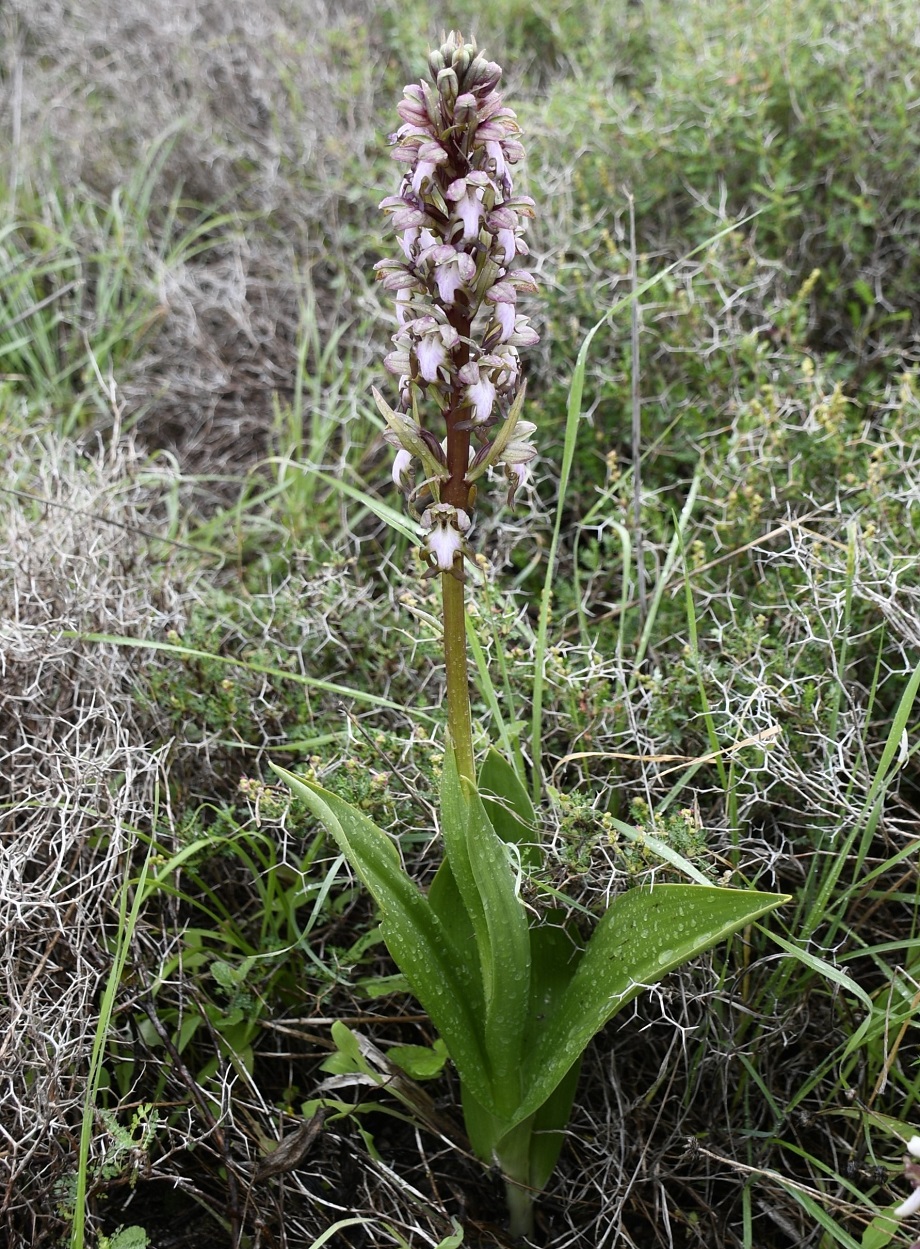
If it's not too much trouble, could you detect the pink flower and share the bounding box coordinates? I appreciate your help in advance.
[459,362,496,424]
[447,177,485,241]
[377,32,541,553]
[416,336,446,382]
[433,249,477,304]
[411,320,460,383]
[420,504,471,572]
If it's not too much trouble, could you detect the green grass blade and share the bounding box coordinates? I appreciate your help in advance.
[465,610,518,766]
[774,1184,862,1249]
[801,655,920,945]
[71,825,156,1249]
[67,631,433,721]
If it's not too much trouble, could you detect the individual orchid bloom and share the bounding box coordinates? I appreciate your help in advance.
[411,141,448,194]
[411,319,460,383]
[446,176,486,242]
[384,348,411,376]
[502,315,540,349]
[504,460,530,506]
[431,247,478,305]
[486,281,518,342]
[459,361,497,425]
[500,419,538,467]
[420,503,472,574]
[481,346,521,389]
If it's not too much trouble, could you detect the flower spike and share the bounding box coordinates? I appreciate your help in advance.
[376,31,539,561]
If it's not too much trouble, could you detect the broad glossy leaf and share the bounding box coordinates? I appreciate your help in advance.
[478,748,540,868]
[427,858,480,1010]
[271,764,495,1111]
[526,1056,582,1190]
[458,920,584,1182]
[522,919,584,1189]
[461,1079,509,1164]
[515,884,788,1126]
[441,747,532,1117]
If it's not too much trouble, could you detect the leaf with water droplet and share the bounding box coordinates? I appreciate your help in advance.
[271,763,496,1113]
[513,883,788,1127]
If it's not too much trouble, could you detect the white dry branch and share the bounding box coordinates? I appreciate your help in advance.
[0,432,184,1232]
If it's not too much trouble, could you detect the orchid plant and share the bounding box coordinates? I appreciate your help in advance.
[273,33,787,1241]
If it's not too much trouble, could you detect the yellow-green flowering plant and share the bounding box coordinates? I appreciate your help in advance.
[274,32,787,1240]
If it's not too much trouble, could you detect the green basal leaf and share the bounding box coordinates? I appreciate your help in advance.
[427,858,480,1002]
[442,746,532,1118]
[271,764,495,1112]
[478,747,541,869]
[521,918,584,1190]
[460,1079,506,1163]
[515,884,788,1127]
[455,916,585,1184]
[525,1057,582,1191]
[439,747,489,987]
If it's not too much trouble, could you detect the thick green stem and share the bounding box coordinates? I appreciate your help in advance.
[505,1179,535,1242]
[498,1119,537,1241]
[442,569,475,783]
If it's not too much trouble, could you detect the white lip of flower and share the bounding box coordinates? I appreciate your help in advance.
[431,247,478,304]
[895,1187,920,1219]
[415,335,447,382]
[420,503,472,573]
[392,448,414,490]
[895,1137,920,1219]
[405,318,460,383]
[458,361,497,424]
[446,175,488,241]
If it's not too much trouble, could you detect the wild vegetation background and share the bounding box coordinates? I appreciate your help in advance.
[1,1,919,1247]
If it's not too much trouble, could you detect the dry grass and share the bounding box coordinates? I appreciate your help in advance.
[2,0,390,478]
[0,430,191,1241]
